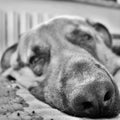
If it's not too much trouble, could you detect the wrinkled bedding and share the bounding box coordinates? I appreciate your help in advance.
[0,76,120,120]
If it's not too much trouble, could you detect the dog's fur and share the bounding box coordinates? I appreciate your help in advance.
[1,16,120,118]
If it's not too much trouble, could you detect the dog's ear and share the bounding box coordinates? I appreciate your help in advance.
[90,22,112,48]
[1,43,17,71]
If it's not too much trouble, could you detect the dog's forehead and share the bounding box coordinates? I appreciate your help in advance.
[18,16,99,62]
[34,16,97,44]
[43,16,94,32]
[21,17,91,42]
[47,16,86,26]
[29,16,95,36]
[22,16,96,41]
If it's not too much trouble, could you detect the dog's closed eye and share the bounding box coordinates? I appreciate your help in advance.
[82,34,92,41]
[72,29,92,41]
[29,56,44,65]
[29,56,45,76]
[66,29,93,46]
[29,46,50,76]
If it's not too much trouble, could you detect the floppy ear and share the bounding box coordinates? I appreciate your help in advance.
[92,22,112,48]
[1,43,17,71]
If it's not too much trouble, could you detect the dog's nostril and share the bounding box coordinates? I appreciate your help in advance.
[7,75,16,81]
[104,90,112,102]
[82,101,93,110]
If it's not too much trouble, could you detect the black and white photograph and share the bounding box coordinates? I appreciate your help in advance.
[0,0,120,120]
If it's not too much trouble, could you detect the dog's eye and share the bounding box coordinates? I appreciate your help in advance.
[72,29,92,41]
[29,55,45,76]
[82,34,92,41]
[29,46,50,76]
[29,56,40,65]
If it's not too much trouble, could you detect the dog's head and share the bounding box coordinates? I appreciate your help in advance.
[1,16,120,118]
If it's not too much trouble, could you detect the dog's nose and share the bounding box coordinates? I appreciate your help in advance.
[71,80,115,118]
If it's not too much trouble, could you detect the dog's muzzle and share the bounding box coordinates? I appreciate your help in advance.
[55,54,120,118]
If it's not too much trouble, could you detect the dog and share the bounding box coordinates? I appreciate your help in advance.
[1,16,120,118]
